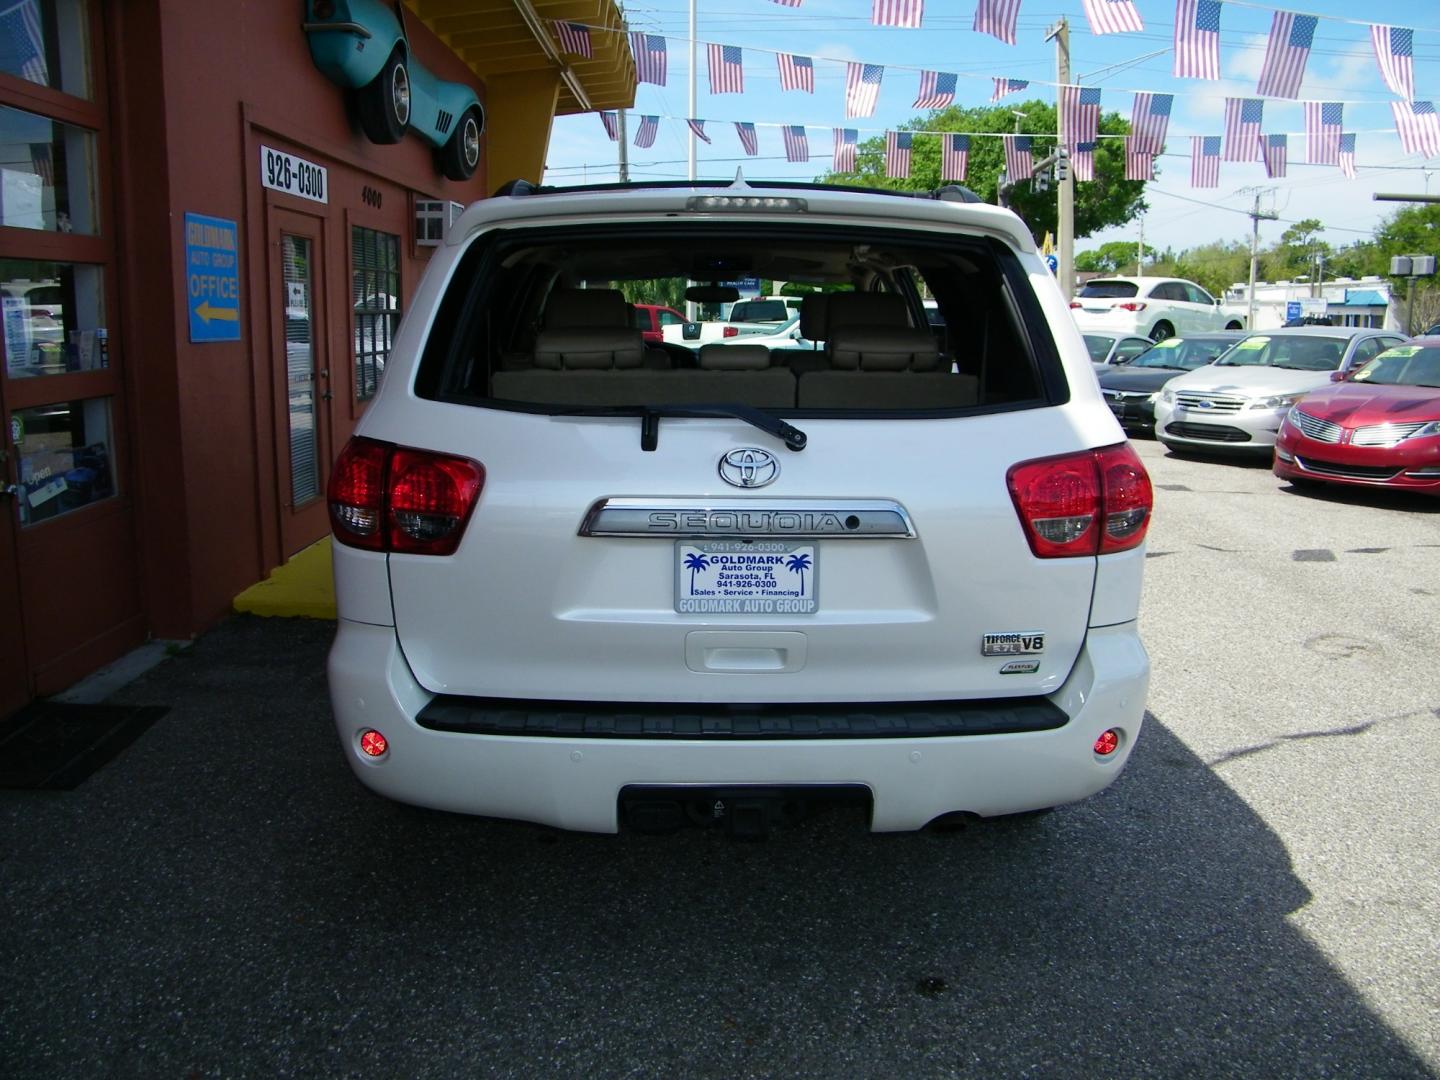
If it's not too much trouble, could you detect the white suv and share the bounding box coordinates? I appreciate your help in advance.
[1071,276,1246,342]
[325,177,1153,835]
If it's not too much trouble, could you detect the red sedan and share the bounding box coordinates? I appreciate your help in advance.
[1274,338,1440,494]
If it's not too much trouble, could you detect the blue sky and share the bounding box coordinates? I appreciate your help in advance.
[541,0,1440,257]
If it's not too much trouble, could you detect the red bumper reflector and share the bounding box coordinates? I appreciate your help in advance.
[1094,729,1119,756]
[360,729,388,757]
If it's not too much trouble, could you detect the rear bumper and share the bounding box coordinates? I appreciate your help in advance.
[327,621,1150,832]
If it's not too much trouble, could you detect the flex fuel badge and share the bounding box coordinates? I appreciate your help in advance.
[982,632,1045,656]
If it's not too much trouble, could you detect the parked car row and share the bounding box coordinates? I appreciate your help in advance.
[1095,327,1439,496]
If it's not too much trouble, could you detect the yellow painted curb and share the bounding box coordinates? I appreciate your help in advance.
[234,537,337,619]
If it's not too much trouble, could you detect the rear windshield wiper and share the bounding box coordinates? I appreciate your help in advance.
[550,403,807,452]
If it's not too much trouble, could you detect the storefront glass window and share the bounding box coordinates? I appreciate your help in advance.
[13,395,113,525]
[352,227,398,402]
[0,104,98,234]
[0,258,104,378]
[0,0,91,99]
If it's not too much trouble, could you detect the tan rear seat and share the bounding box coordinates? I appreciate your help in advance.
[798,327,979,409]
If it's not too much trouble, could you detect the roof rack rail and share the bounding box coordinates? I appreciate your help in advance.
[486,179,991,203]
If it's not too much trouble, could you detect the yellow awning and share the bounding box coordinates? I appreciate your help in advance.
[409,0,636,115]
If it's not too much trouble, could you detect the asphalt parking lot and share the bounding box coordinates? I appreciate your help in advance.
[2,438,1437,1078]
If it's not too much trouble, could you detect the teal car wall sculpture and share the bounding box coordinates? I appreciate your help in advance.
[303,0,485,182]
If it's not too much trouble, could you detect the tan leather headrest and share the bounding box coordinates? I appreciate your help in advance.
[534,328,644,369]
[542,288,630,329]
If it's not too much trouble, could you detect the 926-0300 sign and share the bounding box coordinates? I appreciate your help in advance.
[260,145,328,205]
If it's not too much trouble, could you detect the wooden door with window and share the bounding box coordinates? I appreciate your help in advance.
[0,461,30,715]
[269,207,331,555]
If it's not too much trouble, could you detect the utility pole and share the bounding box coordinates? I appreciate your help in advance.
[1242,187,1278,328]
[1137,214,1145,278]
[1045,18,1073,299]
[687,0,697,181]
[617,109,629,181]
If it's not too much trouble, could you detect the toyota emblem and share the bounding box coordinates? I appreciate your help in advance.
[718,447,780,488]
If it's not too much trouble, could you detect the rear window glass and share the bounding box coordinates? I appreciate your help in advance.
[729,300,789,322]
[414,221,1061,415]
[1084,335,1116,361]
[1078,281,1139,299]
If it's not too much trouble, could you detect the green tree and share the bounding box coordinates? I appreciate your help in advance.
[615,278,687,309]
[1076,240,1149,274]
[819,100,1147,243]
[1261,217,1327,280]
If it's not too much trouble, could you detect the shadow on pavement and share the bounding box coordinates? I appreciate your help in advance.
[1,616,1432,1078]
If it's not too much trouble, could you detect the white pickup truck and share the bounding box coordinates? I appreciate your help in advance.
[661,296,801,345]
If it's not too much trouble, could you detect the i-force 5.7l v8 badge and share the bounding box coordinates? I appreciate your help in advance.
[982,632,1046,656]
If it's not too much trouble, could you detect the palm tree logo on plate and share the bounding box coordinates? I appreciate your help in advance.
[683,551,711,591]
[785,553,812,594]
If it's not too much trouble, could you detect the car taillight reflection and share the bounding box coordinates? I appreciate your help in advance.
[328,437,485,556]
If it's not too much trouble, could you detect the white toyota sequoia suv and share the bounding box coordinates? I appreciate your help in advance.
[325,177,1153,835]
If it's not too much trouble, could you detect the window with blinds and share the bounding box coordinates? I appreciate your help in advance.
[352,227,399,402]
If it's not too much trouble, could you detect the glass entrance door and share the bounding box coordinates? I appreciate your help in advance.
[269,209,330,555]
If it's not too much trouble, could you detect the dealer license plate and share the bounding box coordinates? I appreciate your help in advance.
[676,541,817,614]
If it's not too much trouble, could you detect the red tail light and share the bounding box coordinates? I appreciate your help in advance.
[723,326,740,337]
[328,437,485,556]
[1116,301,1147,312]
[1007,443,1152,558]
[1068,301,1082,309]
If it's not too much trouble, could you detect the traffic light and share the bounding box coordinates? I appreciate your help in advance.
[1054,147,1070,182]
[1032,169,1050,193]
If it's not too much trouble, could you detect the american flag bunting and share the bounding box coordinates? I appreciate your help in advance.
[942,134,970,182]
[1223,97,1263,161]
[1304,102,1342,165]
[1072,141,1097,182]
[707,44,744,94]
[1130,92,1172,154]
[735,122,758,156]
[633,114,659,149]
[991,77,1029,102]
[1256,12,1317,100]
[777,53,814,92]
[1081,0,1142,35]
[973,0,1022,46]
[914,71,956,110]
[1371,26,1414,101]
[1060,85,1101,149]
[1174,0,1221,81]
[1003,135,1033,181]
[872,0,922,29]
[770,0,802,6]
[1392,101,1440,158]
[553,21,592,59]
[832,128,858,172]
[629,32,667,85]
[1262,133,1287,179]
[885,131,913,178]
[1192,135,1221,188]
[687,119,712,145]
[846,63,883,119]
[1124,139,1153,181]
[1338,133,1356,179]
[783,125,809,163]
[600,111,618,141]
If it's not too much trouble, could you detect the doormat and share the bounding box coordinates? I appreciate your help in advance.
[0,702,168,790]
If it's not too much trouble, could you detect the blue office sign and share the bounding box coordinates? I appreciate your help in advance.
[185,212,241,342]
[1285,301,1302,322]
